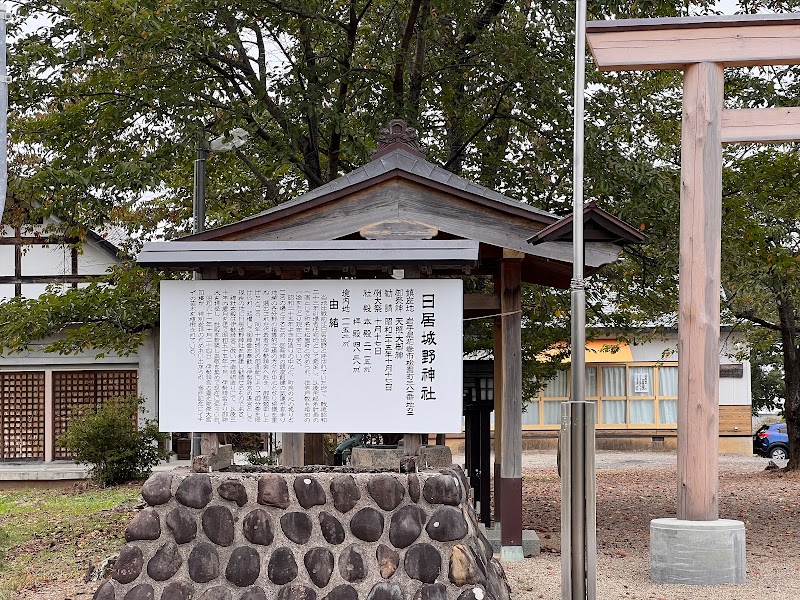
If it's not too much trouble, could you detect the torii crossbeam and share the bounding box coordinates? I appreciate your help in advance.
[587,13,800,585]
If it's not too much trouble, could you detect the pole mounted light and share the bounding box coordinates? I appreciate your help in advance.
[192,128,250,234]
[561,1,597,598]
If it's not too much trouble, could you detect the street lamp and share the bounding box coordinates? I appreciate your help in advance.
[193,128,250,234]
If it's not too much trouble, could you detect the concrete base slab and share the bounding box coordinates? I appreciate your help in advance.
[650,518,746,584]
[499,545,525,562]
[481,523,540,557]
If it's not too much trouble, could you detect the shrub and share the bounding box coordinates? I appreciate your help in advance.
[58,396,171,487]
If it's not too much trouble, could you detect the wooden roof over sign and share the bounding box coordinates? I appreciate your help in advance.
[169,120,643,288]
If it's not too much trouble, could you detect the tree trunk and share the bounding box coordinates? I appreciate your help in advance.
[777,294,800,471]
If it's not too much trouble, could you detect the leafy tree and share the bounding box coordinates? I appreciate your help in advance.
[4,0,710,368]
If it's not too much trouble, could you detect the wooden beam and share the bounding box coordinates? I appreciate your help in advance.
[677,62,723,522]
[464,293,500,316]
[721,107,800,144]
[499,257,523,550]
[587,16,800,71]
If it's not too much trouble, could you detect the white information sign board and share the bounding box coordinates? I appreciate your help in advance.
[159,279,463,433]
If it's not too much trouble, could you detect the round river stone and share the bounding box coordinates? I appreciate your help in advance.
[176,474,213,509]
[448,545,485,586]
[323,585,358,600]
[113,545,144,584]
[318,511,345,545]
[277,586,317,600]
[240,588,268,600]
[124,584,154,600]
[198,586,233,600]
[92,580,115,600]
[243,508,274,546]
[141,472,173,506]
[125,507,161,541]
[294,476,327,508]
[367,582,404,600]
[407,474,421,503]
[166,506,198,544]
[258,474,290,509]
[187,542,220,583]
[330,475,360,513]
[226,546,261,587]
[413,584,448,600]
[304,547,334,588]
[457,587,494,600]
[349,507,384,542]
[268,547,299,585]
[338,544,368,583]
[367,474,405,511]
[376,544,400,579]
[388,505,426,548]
[280,512,313,544]
[218,479,249,507]
[422,474,461,506]
[161,581,195,600]
[147,541,182,581]
[426,506,468,542]
[404,543,441,584]
[203,505,235,546]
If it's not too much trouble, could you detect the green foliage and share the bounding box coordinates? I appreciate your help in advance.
[58,396,171,487]
[0,263,164,356]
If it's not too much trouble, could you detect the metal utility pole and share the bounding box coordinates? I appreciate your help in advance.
[0,4,9,224]
[562,1,597,598]
[193,139,208,235]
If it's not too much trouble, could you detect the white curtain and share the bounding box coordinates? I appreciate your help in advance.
[630,399,655,424]
[522,403,540,425]
[659,366,678,396]
[543,370,568,397]
[658,367,678,424]
[544,401,562,424]
[585,367,598,397]
[659,400,678,424]
[629,366,654,396]
[602,366,626,396]
[602,400,626,424]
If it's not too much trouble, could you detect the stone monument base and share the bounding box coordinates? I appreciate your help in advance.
[650,518,746,584]
[480,523,540,559]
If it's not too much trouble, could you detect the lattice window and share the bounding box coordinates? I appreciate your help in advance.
[0,372,46,461]
[53,370,138,459]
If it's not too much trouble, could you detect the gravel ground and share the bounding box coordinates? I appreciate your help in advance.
[499,450,800,600]
[11,450,799,599]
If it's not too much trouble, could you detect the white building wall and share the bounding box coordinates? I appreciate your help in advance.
[628,332,751,407]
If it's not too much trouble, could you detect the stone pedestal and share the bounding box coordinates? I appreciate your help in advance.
[650,518,746,584]
[481,523,540,558]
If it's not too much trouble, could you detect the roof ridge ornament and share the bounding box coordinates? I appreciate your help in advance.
[371,119,426,159]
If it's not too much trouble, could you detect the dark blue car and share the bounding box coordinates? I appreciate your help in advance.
[753,422,789,460]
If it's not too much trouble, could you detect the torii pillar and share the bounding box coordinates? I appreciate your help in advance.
[588,13,800,584]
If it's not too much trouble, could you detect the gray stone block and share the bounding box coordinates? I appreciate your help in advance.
[351,447,404,469]
[419,446,453,469]
[650,518,746,584]
[482,523,540,558]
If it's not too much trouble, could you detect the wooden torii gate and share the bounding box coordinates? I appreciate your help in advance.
[587,13,800,584]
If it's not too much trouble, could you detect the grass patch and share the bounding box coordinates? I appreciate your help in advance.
[0,483,142,596]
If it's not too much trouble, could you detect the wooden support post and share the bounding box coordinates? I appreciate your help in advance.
[677,61,723,522]
[200,432,219,456]
[500,253,523,555]
[281,269,306,467]
[304,433,327,466]
[283,434,304,467]
[492,309,503,526]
